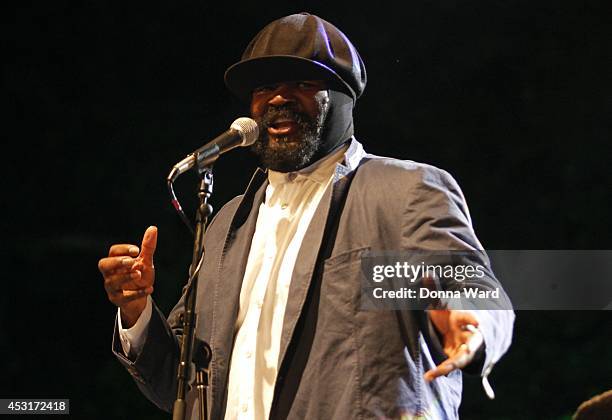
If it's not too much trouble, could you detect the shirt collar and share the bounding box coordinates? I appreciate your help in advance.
[268,141,350,187]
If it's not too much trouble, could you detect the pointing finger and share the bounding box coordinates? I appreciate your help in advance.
[139,226,158,266]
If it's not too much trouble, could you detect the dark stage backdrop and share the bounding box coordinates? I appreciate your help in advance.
[2,1,611,419]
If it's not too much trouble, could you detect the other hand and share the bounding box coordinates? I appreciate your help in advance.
[424,309,483,381]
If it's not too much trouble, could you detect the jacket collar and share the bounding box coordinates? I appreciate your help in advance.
[231,137,365,228]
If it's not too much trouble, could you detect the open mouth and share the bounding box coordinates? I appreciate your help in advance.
[267,118,299,136]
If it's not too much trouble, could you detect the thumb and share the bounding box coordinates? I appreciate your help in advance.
[139,225,158,266]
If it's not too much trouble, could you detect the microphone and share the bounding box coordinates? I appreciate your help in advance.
[167,117,259,182]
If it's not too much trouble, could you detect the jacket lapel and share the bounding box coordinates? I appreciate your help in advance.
[276,155,359,372]
[270,140,367,418]
[210,168,267,417]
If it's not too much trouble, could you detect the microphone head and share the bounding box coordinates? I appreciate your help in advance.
[230,117,259,146]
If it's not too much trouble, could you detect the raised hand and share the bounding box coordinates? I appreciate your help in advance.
[98,226,158,327]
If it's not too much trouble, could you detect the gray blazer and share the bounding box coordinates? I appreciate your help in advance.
[113,139,514,419]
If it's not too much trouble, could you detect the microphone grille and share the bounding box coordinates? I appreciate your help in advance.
[230,117,259,146]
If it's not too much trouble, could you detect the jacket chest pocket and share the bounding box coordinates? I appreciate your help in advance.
[319,247,370,333]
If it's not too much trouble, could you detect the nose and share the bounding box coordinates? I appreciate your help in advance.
[267,84,296,106]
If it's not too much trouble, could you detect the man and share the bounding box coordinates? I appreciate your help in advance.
[98,13,514,419]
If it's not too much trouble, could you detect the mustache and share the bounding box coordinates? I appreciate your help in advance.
[260,105,312,128]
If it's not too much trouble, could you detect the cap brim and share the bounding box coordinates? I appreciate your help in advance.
[224,55,355,103]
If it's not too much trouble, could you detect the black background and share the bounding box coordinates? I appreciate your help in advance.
[2,1,611,418]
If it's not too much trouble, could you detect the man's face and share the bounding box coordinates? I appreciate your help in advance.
[249,80,330,172]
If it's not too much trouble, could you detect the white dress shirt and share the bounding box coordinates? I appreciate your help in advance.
[118,145,347,420]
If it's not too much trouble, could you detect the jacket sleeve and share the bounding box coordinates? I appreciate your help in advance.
[110,195,243,413]
[112,299,181,412]
[399,164,515,378]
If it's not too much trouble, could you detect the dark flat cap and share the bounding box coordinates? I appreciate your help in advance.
[224,13,367,102]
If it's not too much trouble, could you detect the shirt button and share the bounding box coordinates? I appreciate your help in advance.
[245,351,252,358]
[281,203,288,209]
[257,300,263,308]
[241,403,248,412]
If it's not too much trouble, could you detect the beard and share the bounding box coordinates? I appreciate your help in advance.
[251,99,328,172]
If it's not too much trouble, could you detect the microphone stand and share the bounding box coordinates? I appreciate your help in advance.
[172,163,214,420]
